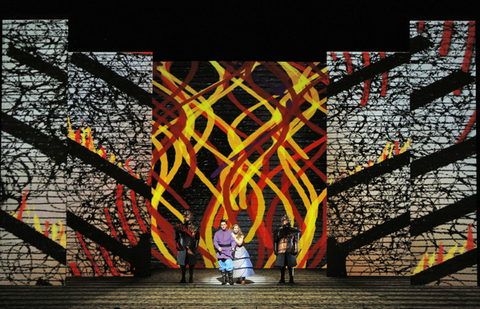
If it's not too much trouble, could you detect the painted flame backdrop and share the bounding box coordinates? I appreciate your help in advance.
[150,61,328,269]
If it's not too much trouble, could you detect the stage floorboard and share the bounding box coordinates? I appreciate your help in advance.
[1,269,479,308]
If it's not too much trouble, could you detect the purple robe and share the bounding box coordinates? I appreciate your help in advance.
[213,229,236,259]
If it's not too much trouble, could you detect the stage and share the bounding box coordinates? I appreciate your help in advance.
[1,269,479,308]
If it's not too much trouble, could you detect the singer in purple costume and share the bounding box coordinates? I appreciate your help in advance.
[213,219,236,285]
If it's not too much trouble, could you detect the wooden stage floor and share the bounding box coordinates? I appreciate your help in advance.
[1,268,479,308]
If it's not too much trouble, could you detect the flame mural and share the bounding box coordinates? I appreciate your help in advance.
[66,117,151,276]
[413,223,476,275]
[1,19,68,285]
[329,138,411,185]
[10,190,67,249]
[409,20,477,286]
[151,61,328,268]
[326,20,476,286]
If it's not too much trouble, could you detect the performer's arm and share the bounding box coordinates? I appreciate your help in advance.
[174,226,183,251]
[213,232,221,252]
[293,230,301,255]
[230,234,237,251]
[234,235,244,246]
[194,230,200,249]
[273,229,279,255]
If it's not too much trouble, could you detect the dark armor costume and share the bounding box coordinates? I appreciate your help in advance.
[174,211,200,283]
[273,215,301,283]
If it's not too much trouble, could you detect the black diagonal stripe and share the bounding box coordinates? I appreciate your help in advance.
[411,195,477,236]
[328,151,411,197]
[411,248,477,285]
[409,36,436,54]
[1,112,67,165]
[67,211,151,277]
[1,112,151,199]
[411,71,475,110]
[66,138,152,200]
[70,53,153,108]
[329,138,476,195]
[340,212,411,253]
[326,52,409,98]
[326,36,433,99]
[6,44,68,83]
[67,211,132,263]
[0,209,66,265]
[411,137,476,178]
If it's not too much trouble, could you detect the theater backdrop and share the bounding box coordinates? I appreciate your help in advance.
[1,19,476,286]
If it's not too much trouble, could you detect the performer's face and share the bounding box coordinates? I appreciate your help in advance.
[233,226,239,234]
[220,222,228,231]
[283,219,289,226]
[184,213,192,222]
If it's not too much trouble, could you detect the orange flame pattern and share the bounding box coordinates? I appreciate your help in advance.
[68,117,117,164]
[413,223,476,275]
[11,189,66,248]
[330,137,410,185]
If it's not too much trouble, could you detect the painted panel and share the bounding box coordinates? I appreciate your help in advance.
[66,52,152,277]
[409,20,476,286]
[1,19,68,285]
[151,61,328,268]
[327,51,411,276]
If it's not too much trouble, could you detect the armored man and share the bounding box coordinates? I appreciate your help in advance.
[213,219,236,285]
[174,210,200,283]
[273,215,301,283]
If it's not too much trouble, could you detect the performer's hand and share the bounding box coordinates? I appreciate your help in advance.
[217,247,222,252]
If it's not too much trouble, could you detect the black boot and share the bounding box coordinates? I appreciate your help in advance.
[228,271,234,285]
[180,266,186,283]
[189,266,194,283]
[279,267,286,283]
[288,267,294,284]
[221,270,227,285]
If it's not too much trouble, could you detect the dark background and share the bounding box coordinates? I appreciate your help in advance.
[2,1,477,62]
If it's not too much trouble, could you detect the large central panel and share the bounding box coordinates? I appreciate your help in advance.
[151,61,327,269]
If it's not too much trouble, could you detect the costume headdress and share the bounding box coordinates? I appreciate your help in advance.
[281,215,291,224]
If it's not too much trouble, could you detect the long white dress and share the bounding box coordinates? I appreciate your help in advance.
[232,240,255,278]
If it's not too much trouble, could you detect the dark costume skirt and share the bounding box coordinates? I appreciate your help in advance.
[274,252,297,267]
[177,250,196,266]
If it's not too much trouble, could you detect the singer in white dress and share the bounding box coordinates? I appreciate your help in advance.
[231,224,255,284]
